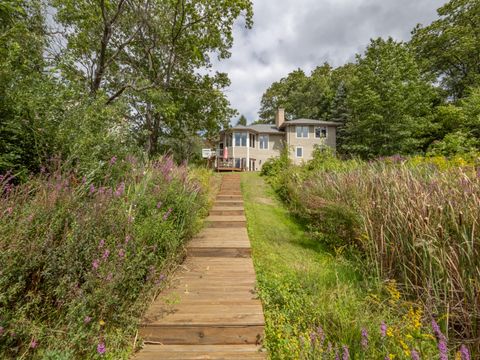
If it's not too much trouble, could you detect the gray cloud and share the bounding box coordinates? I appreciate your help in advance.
[209,0,441,123]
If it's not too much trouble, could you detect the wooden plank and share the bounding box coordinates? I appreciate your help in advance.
[187,247,251,257]
[138,325,264,345]
[134,345,265,359]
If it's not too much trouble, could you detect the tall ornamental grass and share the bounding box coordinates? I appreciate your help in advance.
[0,156,211,359]
[268,152,480,355]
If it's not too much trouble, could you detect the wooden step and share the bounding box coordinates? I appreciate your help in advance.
[188,247,251,257]
[217,195,243,200]
[134,344,266,360]
[210,209,244,216]
[139,324,264,345]
[213,200,244,207]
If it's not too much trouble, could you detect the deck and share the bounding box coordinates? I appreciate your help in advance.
[134,174,266,359]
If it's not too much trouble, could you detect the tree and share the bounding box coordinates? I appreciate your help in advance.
[236,114,247,126]
[411,0,480,100]
[341,38,436,158]
[51,0,253,156]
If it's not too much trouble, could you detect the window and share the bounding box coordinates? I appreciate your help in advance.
[259,135,269,149]
[296,126,309,138]
[249,133,255,148]
[315,126,327,138]
[234,132,247,146]
[296,147,303,158]
[226,134,232,147]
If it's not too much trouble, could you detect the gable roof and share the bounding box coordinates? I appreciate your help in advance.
[225,124,283,134]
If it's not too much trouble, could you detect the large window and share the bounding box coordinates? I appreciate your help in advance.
[249,133,256,148]
[296,126,309,138]
[296,146,303,158]
[315,126,327,138]
[259,135,269,149]
[234,132,247,147]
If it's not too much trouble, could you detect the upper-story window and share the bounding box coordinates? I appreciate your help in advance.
[315,126,327,138]
[296,126,309,138]
[234,132,247,147]
[249,133,256,148]
[259,135,269,149]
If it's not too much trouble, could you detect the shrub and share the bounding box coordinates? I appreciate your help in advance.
[0,156,211,358]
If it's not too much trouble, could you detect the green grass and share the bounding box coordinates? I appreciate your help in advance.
[241,173,427,359]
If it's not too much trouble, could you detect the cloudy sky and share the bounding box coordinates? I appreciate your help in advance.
[209,0,442,124]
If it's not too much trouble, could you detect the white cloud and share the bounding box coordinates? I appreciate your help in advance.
[209,0,441,123]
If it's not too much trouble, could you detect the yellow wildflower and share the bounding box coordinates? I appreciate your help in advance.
[386,327,394,337]
[99,319,105,326]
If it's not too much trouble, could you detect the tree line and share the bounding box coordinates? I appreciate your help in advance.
[0,0,253,178]
[258,0,480,159]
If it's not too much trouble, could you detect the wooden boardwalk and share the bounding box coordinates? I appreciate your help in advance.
[135,174,266,359]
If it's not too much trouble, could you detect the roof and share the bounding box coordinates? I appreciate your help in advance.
[280,119,341,128]
[223,124,283,134]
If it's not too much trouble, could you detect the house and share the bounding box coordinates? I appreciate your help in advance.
[215,108,339,171]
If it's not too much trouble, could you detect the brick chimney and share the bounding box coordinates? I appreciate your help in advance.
[275,108,285,129]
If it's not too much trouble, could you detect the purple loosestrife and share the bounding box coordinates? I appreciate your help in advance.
[411,349,420,360]
[84,316,92,324]
[438,339,448,360]
[118,248,125,258]
[114,182,125,197]
[89,184,95,195]
[98,239,105,249]
[163,208,173,221]
[97,342,106,355]
[102,249,110,261]
[92,259,100,270]
[342,345,349,360]
[361,328,368,350]
[316,326,325,345]
[460,345,470,360]
[109,156,117,165]
[30,339,38,349]
[156,201,162,209]
[380,322,387,338]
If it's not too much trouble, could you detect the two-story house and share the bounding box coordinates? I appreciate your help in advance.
[215,108,339,171]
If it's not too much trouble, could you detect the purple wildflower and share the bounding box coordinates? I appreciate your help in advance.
[361,328,368,350]
[118,248,125,258]
[89,184,95,195]
[98,239,105,249]
[102,249,110,260]
[411,349,420,360]
[82,176,87,184]
[6,207,13,215]
[380,322,387,338]
[163,207,173,221]
[84,316,92,324]
[460,344,470,360]
[97,342,106,355]
[106,273,113,281]
[334,348,340,360]
[125,235,131,244]
[316,325,325,346]
[30,339,38,349]
[342,345,349,360]
[92,259,100,270]
[432,319,447,342]
[156,201,162,209]
[114,182,125,197]
[438,339,448,360]
[109,156,117,165]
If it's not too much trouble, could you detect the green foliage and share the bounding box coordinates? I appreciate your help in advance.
[411,0,480,100]
[242,173,439,360]
[0,156,212,358]
[427,131,478,156]
[236,114,248,126]
[262,155,480,356]
[340,38,436,158]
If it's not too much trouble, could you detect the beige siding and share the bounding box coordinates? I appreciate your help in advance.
[286,125,336,165]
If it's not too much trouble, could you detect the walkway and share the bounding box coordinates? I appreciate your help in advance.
[135,174,265,359]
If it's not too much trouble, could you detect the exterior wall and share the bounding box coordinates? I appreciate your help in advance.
[286,125,336,165]
[216,125,336,170]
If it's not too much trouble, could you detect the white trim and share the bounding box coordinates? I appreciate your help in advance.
[295,146,303,158]
[315,126,328,139]
[295,126,309,139]
[259,134,269,150]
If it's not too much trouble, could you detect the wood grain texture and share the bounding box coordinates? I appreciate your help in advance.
[134,174,265,359]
